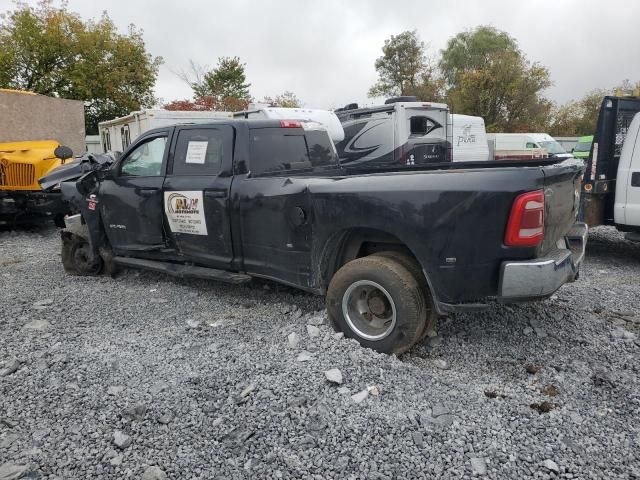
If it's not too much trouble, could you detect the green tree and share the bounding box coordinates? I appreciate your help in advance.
[261,91,302,108]
[190,56,251,111]
[0,1,162,133]
[442,27,552,131]
[439,26,518,88]
[368,30,443,100]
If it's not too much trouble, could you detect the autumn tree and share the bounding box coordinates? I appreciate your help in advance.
[0,1,162,133]
[441,26,552,131]
[549,81,640,136]
[164,95,248,112]
[549,89,607,136]
[164,97,215,111]
[187,56,251,111]
[368,30,443,100]
[261,91,302,108]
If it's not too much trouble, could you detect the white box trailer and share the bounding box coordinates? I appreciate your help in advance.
[449,114,490,162]
[98,109,233,153]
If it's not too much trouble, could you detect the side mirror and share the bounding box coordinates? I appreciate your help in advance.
[54,145,74,160]
[76,171,97,196]
[99,169,114,181]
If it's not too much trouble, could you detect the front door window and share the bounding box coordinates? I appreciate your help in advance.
[120,136,167,177]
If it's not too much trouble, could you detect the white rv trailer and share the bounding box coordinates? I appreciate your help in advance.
[98,110,232,153]
[449,114,490,162]
[233,107,345,143]
[334,98,490,166]
[98,107,345,154]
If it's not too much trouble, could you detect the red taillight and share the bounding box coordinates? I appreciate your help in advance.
[504,190,545,247]
[280,120,302,128]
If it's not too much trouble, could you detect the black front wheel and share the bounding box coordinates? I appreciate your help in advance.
[61,232,103,276]
[326,255,427,355]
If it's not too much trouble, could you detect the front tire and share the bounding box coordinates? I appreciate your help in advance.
[61,232,103,276]
[326,255,426,354]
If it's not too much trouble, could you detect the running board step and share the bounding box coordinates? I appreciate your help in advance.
[113,257,251,284]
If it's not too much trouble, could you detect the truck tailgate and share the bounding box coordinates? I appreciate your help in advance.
[540,159,584,255]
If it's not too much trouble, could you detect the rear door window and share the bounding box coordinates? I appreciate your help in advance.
[249,129,312,175]
[171,127,233,176]
[304,130,338,168]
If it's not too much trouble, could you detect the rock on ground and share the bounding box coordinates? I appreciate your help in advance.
[0,463,29,480]
[112,431,131,449]
[142,466,167,480]
[470,457,487,475]
[324,368,343,384]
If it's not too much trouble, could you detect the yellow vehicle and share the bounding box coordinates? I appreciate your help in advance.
[0,140,74,226]
[0,89,84,226]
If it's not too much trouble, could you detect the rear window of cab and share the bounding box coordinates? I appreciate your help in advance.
[249,128,338,176]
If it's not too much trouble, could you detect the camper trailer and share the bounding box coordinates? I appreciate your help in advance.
[333,97,490,167]
[449,114,489,162]
[334,97,450,168]
[233,107,344,143]
[98,110,233,153]
[98,107,345,154]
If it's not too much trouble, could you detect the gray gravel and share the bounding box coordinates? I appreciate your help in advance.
[0,225,639,479]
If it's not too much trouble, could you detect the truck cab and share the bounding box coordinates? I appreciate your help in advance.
[572,135,593,160]
[614,112,640,233]
[580,96,640,230]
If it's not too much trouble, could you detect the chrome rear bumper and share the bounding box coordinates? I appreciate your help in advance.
[498,222,587,301]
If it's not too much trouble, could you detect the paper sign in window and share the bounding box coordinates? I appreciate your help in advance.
[185,141,208,164]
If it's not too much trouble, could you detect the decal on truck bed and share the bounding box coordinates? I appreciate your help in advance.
[164,191,207,235]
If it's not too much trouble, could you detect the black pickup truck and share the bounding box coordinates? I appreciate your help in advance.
[46,119,587,354]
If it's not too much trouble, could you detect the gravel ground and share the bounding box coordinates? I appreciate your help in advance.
[0,226,639,479]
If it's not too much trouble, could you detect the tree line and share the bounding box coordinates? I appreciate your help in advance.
[1,2,637,136]
[369,27,640,135]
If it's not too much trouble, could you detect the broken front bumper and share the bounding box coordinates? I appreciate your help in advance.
[0,190,67,216]
[498,222,587,301]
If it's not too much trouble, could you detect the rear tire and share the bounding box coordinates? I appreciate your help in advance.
[372,251,438,340]
[61,232,103,276]
[326,255,426,355]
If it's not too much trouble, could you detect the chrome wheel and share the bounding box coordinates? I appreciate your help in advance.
[341,280,397,341]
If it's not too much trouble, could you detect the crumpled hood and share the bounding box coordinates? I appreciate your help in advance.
[39,153,118,190]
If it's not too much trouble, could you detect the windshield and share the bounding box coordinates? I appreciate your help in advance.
[574,141,592,152]
[538,140,566,155]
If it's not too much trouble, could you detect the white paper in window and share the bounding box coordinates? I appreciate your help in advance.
[185,141,208,164]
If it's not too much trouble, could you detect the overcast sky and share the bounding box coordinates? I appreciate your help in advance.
[2,0,640,109]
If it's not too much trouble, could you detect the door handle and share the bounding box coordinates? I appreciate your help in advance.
[632,172,640,187]
[138,188,159,197]
[204,190,227,198]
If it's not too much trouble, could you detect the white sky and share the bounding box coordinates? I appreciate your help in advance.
[2,0,639,109]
